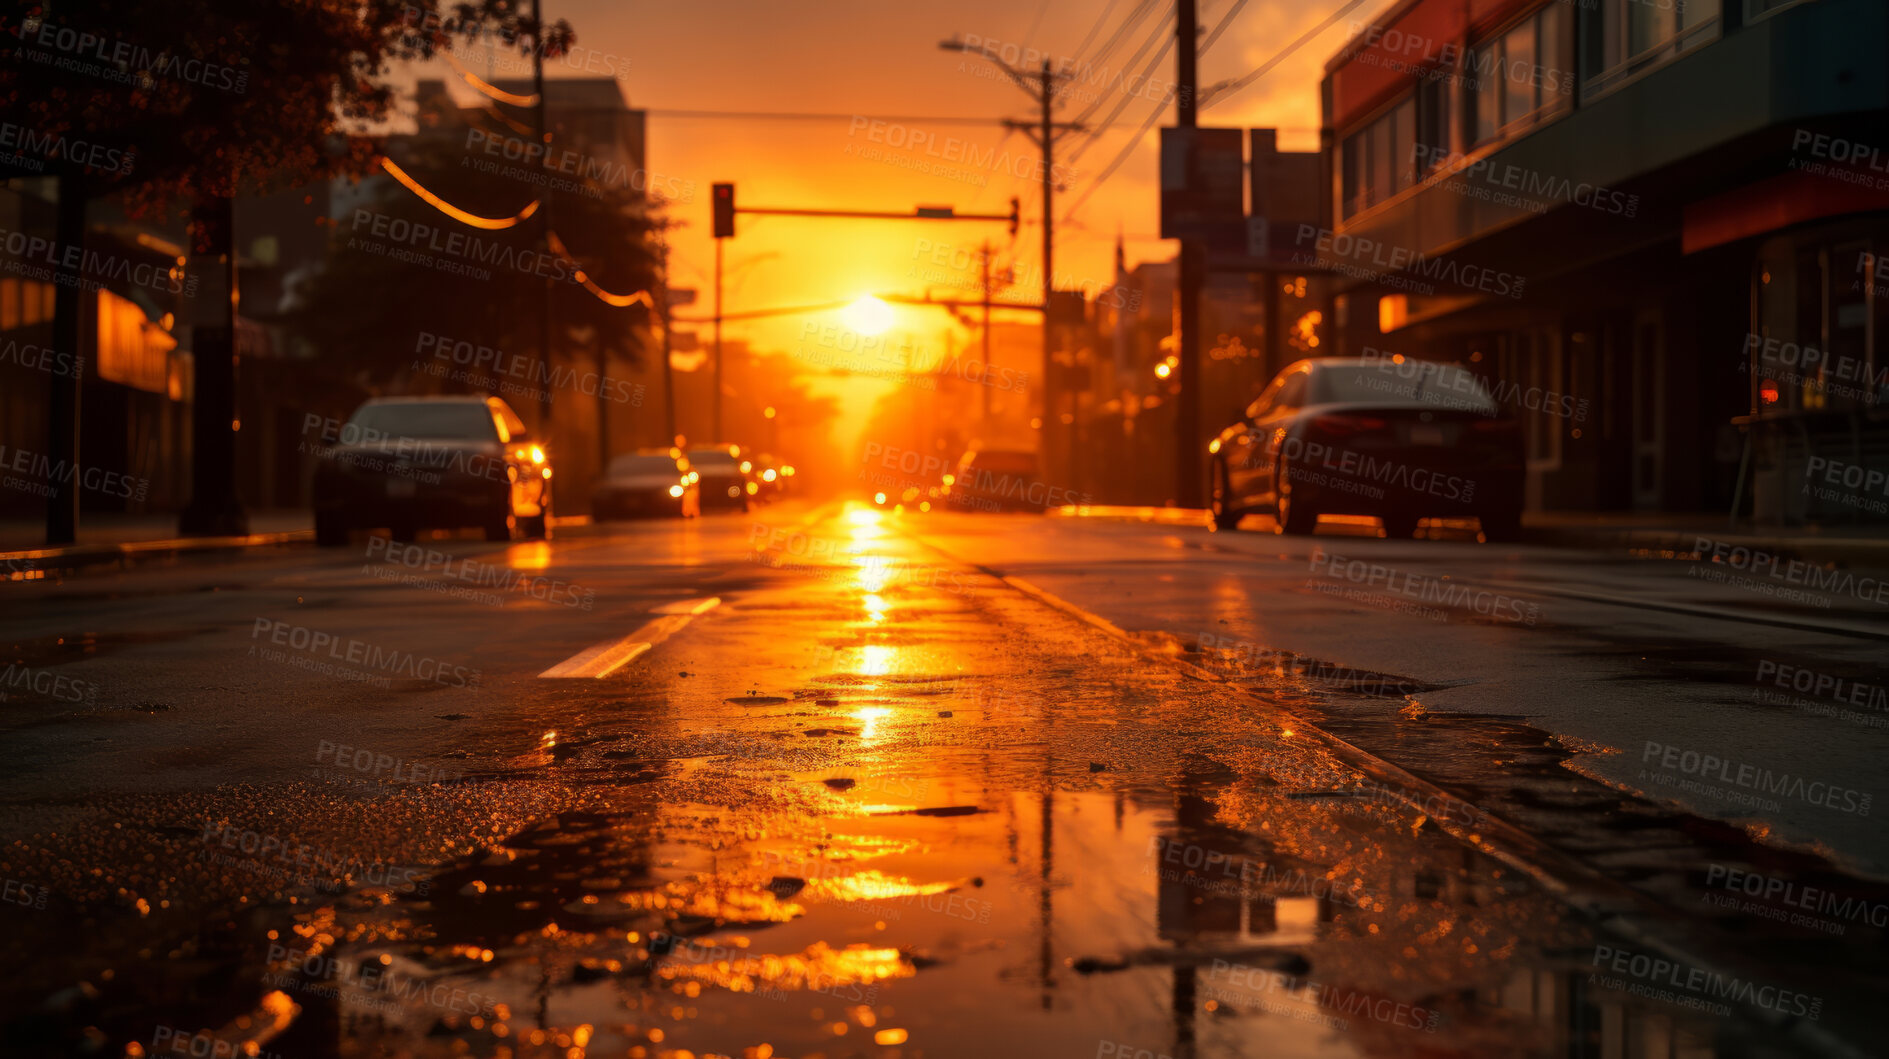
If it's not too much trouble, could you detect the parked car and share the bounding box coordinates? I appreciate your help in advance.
[313,395,553,545]
[748,452,791,501]
[685,444,753,511]
[941,448,1050,513]
[593,450,700,520]
[1207,357,1524,540]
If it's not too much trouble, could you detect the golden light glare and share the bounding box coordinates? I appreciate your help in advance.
[843,295,894,336]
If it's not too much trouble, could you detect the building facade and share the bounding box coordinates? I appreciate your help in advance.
[1315,0,1889,522]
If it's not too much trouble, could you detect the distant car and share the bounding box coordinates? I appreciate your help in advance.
[1208,357,1524,540]
[313,395,553,546]
[749,453,790,501]
[685,445,752,511]
[593,451,699,520]
[941,448,1048,513]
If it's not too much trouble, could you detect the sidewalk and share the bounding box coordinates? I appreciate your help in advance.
[0,510,313,574]
[1523,511,1889,567]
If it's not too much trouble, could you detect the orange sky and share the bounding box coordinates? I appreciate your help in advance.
[416,0,1398,450]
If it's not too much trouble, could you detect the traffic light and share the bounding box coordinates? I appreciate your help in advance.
[712,183,735,239]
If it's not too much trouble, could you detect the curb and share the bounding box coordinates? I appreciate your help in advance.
[1,530,315,577]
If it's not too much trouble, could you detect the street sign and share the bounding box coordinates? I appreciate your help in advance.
[1160,127,1244,245]
[667,287,698,307]
[670,330,700,351]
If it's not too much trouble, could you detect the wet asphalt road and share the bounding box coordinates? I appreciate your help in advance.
[1,502,1885,1058]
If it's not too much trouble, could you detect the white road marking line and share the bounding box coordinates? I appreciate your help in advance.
[538,597,721,678]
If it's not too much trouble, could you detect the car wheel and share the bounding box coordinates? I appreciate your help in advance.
[483,511,513,542]
[1381,513,1420,539]
[314,512,348,547]
[1274,459,1318,535]
[1210,458,1241,531]
[1480,510,1523,542]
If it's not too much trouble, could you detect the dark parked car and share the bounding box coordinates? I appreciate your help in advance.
[312,395,553,545]
[685,445,753,511]
[942,448,1051,513]
[592,451,700,520]
[1208,357,1524,540]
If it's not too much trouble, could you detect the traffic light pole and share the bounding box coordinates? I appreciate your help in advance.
[709,185,1018,445]
[1174,0,1204,508]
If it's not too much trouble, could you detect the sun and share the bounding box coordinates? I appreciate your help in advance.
[843,294,894,336]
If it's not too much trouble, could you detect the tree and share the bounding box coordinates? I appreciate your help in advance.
[0,0,575,539]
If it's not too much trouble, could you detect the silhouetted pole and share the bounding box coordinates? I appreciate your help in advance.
[44,175,84,545]
[1174,0,1204,507]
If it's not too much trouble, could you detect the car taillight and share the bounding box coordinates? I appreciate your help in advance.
[1309,414,1388,437]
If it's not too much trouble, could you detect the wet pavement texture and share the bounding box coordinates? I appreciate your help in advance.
[1,503,1884,1058]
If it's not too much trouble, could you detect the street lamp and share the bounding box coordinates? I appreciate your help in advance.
[938,38,1070,477]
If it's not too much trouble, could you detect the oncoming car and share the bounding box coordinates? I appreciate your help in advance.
[312,395,553,545]
[1208,357,1524,540]
[593,450,700,519]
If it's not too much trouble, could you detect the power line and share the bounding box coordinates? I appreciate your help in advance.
[1085,0,1162,69]
[1203,0,1367,109]
[641,108,1138,128]
[1062,0,1358,222]
[1067,0,1128,63]
[1067,21,1175,164]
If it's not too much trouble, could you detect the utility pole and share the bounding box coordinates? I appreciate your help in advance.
[713,237,723,442]
[1039,59,1057,477]
[659,235,677,446]
[1174,0,1204,508]
[981,239,993,425]
[532,0,555,438]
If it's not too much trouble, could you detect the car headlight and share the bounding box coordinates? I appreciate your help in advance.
[668,484,684,498]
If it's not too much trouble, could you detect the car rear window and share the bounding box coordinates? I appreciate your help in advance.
[965,451,1038,475]
[609,454,682,476]
[347,403,498,440]
[1314,363,1497,414]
